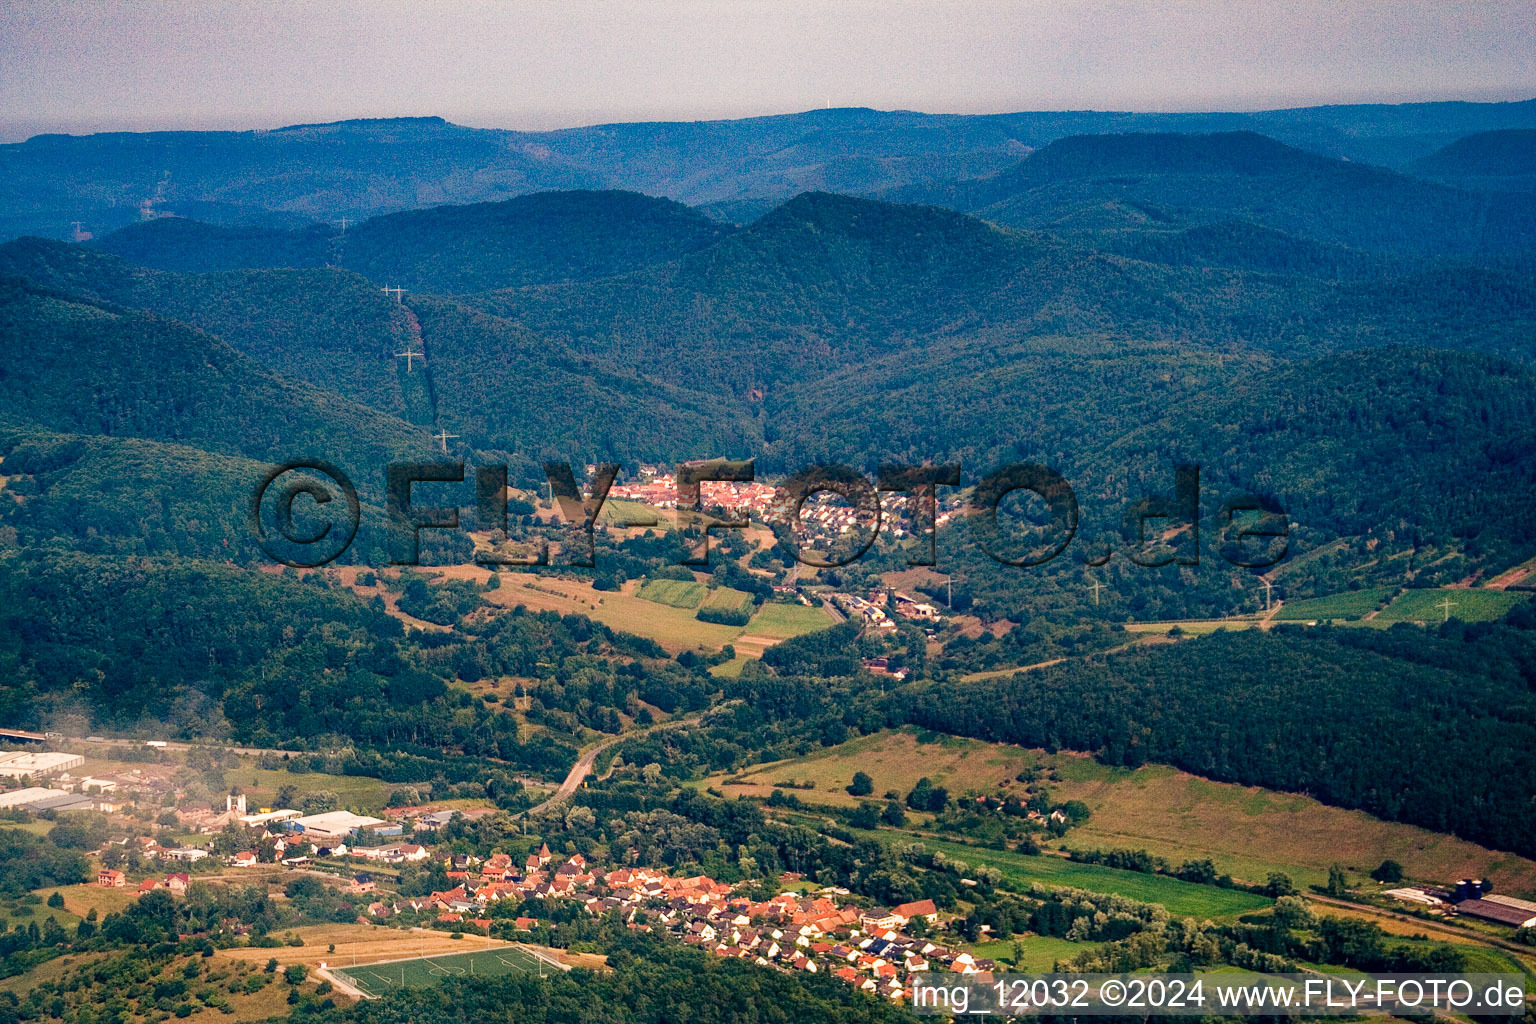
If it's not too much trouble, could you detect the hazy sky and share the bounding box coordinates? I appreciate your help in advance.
[1,0,1533,141]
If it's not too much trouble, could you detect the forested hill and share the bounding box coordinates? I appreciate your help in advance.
[5,99,1536,240]
[1409,128,1536,193]
[1080,347,1536,572]
[892,131,1536,257]
[1082,221,1403,281]
[0,236,425,421]
[781,341,1536,610]
[467,190,1536,396]
[0,274,431,467]
[0,237,762,463]
[90,190,734,292]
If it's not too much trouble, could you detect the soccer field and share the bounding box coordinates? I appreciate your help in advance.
[334,946,550,995]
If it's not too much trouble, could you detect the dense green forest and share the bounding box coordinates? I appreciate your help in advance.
[0,273,432,469]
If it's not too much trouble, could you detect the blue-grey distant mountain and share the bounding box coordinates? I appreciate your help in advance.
[1410,129,1536,192]
[891,131,1536,258]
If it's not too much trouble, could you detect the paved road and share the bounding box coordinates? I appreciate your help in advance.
[313,964,370,999]
[524,719,691,817]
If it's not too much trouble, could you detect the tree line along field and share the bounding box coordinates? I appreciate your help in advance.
[332,946,551,997]
[0,948,333,1023]
[718,729,1536,893]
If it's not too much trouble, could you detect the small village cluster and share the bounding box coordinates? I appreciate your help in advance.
[407,845,991,1002]
[603,465,959,543]
[829,588,941,633]
[80,786,996,1004]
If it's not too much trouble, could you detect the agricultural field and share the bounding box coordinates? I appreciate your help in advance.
[637,578,707,608]
[969,935,1095,971]
[1047,757,1536,894]
[698,586,754,614]
[333,946,552,996]
[241,768,393,814]
[744,602,836,639]
[845,825,1272,920]
[216,924,482,970]
[716,729,1536,893]
[0,892,79,931]
[589,585,748,651]
[708,729,1036,809]
[599,498,666,528]
[1121,619,1261,636]
[1273,586,1397,621]
[37,883,137,924]
[481,574,741,653]
[709,654,752,678]
[1375,587,1530,624]
[432,568,830,657]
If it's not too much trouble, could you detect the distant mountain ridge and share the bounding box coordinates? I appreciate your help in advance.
[892,131,1536,257]
[1410,129,1536,192]
[5,98,1536,241]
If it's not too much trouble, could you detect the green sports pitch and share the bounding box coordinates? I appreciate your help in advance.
[334,946,552,995]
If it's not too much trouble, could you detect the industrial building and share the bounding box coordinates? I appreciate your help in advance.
[0,751,85,780]
[286,810,386,840]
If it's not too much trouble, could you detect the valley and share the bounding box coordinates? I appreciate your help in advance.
[2,85,1535,1024]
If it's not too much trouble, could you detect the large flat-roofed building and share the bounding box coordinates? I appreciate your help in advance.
[26,791,95,812]
[1484,894,1536,915]
[237,808,302,828]
[0,787,70,809]
[287,810,385,840]
[0,751,85,780]
[1454,898,1536,929]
